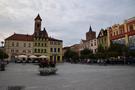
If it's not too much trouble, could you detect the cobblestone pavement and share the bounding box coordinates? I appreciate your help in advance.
[0,63,135,90]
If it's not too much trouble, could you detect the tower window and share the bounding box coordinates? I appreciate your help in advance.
[37,24,40,28]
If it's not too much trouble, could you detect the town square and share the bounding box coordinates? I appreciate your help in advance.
[0,0,135,90]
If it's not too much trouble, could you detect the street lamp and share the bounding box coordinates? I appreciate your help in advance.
[0,41,5,71]
[1,41,4,61]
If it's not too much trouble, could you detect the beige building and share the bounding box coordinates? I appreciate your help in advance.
[5,34,33,60]
[80,26,97,54]
[4,14,63,62]
[97,29,109,49]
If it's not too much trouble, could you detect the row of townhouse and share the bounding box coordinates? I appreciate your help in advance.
[80,16,135,54]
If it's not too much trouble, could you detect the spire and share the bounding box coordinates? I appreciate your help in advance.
[43,27,48,37]
[35,14,42,21]
[89,25,92,32]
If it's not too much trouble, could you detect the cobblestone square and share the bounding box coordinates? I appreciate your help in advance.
[0,63,135,90]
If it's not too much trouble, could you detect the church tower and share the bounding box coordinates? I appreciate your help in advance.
[34,14,42,33]
[86,26,96,41]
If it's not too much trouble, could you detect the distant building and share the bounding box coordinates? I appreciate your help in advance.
[80,26,97,53]
[62,47,70,57]
[70,44,80,55]
[4,14,63,62]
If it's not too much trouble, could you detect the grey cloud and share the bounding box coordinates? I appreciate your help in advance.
[0,0,135,46]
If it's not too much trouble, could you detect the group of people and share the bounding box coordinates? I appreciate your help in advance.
[39,59,56,68]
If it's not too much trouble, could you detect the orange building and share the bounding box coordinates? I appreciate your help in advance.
[108,16,135,48]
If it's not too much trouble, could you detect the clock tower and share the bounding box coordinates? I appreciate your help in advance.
[34,14,42,33]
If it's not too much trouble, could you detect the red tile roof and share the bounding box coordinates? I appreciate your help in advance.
[49,37,62,42]
[5,33,33,41]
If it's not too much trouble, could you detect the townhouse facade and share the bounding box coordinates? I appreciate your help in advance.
[4,14,63,62]
[108,16,135,49]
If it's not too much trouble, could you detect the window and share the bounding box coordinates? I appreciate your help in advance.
[54,42,57,45]
[28,43,31,47]
[58,48,60,52]
[57,56,60,62]
[94,42,96,46]
[23,50,26,53]
[34,49,37,53]
[50,41,53,45]
[44,43,46,46]
[50,48,53,52]
[41,49,43,53]
[37,24,40,28]
[116,31,118,35]
[11,49,14,53]
[114,32,115,36]
[129,25,133,31]
[54,48,56,52]
[28,50,31,53]
[50,56,53,61]
[58,42,60,45]
[44,49,46,53]
[38,43,40,46]
[12,42,14,46]
[35,43,37,46]
[16,42,19,47]
[41,43,43,47]
[24,43,26,47]
[16,50,18,53]
[133,24,135,30]
[38,49,40,53]
[91,43,93,46]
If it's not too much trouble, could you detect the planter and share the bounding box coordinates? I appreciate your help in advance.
[39,67,57,75]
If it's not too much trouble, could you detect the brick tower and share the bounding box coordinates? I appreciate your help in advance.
[86,26,96,41]
[34,14,42,33]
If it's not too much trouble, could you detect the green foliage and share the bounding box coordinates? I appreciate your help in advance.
[108,43,128,57]
[0,49,8,59]
[80,48,94,59]
[128,50,135,57]
[97,44,105,53]
[64,49,79,61]
[95,43,128,59]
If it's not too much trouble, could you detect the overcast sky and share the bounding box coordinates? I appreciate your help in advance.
[0,0,135,46]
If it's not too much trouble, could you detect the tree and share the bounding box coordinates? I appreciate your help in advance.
[128,50,135,57]
[108,43,128,57]
[80,48,93,59]
[97,44,105,53]
[64,49,79,62]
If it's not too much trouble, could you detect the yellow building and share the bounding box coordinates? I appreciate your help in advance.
[108,16,135,48]
[97,29,109,49]
[5,14,63,62]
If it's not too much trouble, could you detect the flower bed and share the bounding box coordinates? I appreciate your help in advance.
[39,67,57,75]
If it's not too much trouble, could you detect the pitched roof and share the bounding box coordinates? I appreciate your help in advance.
[35,14,42,21]
[33,28,48,38]
[89,25,92,32]
[97,29,108,38]
[49,37,62,42]
[5,33,33,41]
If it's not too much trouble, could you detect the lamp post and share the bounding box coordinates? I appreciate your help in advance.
[1,41,4,61]
[0,41,5,71]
